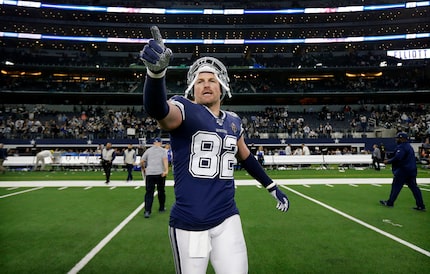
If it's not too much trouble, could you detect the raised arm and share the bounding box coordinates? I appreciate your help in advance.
[140,26,182,131]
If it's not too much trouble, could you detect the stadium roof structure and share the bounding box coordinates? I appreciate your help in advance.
[0,0,429,105]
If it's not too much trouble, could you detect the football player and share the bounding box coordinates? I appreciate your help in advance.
[140,26,290,274]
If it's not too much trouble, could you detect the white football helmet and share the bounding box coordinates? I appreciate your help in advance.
[184,56,232,100]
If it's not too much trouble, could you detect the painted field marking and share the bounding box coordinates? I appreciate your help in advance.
[68,190,158,273]
[0,187,43,199]
[1,178,429,188]
[67,201,145,274]
[383,219,403,227]
[6,187,19,190]
[281,185,430,258]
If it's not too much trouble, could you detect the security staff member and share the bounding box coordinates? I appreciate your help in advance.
[124,144,137,182]
[101,142,116,184]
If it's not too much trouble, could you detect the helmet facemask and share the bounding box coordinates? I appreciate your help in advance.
[184,57,231,100]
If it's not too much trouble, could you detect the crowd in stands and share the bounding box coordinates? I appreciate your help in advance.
[0,105,160,141]
[228,70,425,95]
[240,103,430,141]
[1,103,429,143]
[2,43,428,94]
[1,67,427,96]
[1,76,141,94]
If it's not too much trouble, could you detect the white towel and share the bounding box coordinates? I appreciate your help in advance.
[189,230,212,258]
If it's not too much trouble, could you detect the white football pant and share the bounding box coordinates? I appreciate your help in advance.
[169,214,248,274]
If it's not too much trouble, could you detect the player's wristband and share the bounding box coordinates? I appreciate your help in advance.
[241,153,275,191]
[146,68,167,78]
[143,74,169,120]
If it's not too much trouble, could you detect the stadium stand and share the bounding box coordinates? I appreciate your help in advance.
[0,0,429,170]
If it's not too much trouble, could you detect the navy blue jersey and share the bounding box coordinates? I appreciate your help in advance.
[387,141,417,177]
[168,95,243,231]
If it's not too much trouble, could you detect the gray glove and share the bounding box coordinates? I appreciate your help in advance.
[139,26,172,74]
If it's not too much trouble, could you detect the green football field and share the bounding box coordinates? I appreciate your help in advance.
[1,167,429,273]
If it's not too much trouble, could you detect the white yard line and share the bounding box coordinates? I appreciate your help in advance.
[6,187,19,190]
[67,201,146,274]
[0,187,43,198]
[68,191,158,273]
[0,178,430,188]
[281,185,430,258]
[1,178,430,188]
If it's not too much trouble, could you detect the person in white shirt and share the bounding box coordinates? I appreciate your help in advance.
[293,147,302,155]
[123,143,137,181]
[302,144,311,156]
[34,150,54,171]
[285,144,292,156]
[372,144,381,171]
[101,142,116,184]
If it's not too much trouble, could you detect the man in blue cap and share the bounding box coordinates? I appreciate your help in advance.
[380,132,426,211]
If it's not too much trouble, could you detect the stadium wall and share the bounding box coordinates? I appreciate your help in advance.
[0,137,415,156]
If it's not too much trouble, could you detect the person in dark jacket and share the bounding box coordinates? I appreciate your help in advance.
[380,132,425,211]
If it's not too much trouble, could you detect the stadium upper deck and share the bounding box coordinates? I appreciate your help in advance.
[0,0,429,106]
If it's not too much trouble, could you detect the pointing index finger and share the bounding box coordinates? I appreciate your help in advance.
[150,26,164,46]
